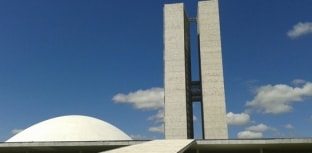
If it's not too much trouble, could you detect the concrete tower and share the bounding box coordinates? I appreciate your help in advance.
[164,0,228,139]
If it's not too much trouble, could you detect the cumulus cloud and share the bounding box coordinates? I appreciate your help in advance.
[148,124,164,134]
[11,129,23,135]
[147,110,166,134]
[112,87,164,110]
[246,123,269,132]
[148,110,164,123]
[285,124,294,129]
[287,22,312,39]
[193,115,197,121]
[292,79,307,86]
[246,81,312,114]
[113,87,165,135]
[226,112,250,126]
[237,131,263,139]
[237,123,274,139]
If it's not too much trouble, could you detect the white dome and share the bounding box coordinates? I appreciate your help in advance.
[6,115,132,142]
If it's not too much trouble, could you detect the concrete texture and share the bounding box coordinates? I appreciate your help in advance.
[1,139,312,152]
[198,0,228,139]
[6,115,131,142]
[164,0,228,139]
[164,3,193,139]
[101,140,195,153]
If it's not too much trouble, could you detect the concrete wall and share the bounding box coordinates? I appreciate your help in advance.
[198,0,228,139]
[164,3,193,139]
[164,0,228,139]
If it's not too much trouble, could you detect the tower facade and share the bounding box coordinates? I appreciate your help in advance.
[164,0,228,139]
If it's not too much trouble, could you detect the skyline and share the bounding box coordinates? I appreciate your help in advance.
[1,0,312,141]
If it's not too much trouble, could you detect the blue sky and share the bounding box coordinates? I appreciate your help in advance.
[0,0,312,141]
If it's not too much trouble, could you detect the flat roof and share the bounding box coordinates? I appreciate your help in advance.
[0,140,147,153]
[1,138,312,153]
[100,139,194,153]
[194,138,312,152]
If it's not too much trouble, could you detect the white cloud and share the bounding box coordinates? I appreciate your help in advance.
[113,87,165,135]
[148,110,164,123]
[193,115,197,121]
[148,124,164,134]
[285,124,294,129]
[287,22,312,39]
[11,129,23,135]
[292,79,306,86]
[226,112,250,126]
[237,123,274,139]
[237,131,263,139]
[246,81,312,114]
[112,87,164,110]
[147,111,164,134]
[246,123,269,132]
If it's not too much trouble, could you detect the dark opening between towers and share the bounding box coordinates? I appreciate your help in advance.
[189,19,204,139]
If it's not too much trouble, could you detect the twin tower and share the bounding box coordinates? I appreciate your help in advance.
[164,0,228,139]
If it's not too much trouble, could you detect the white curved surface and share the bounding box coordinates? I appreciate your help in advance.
[6,115,131,142]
